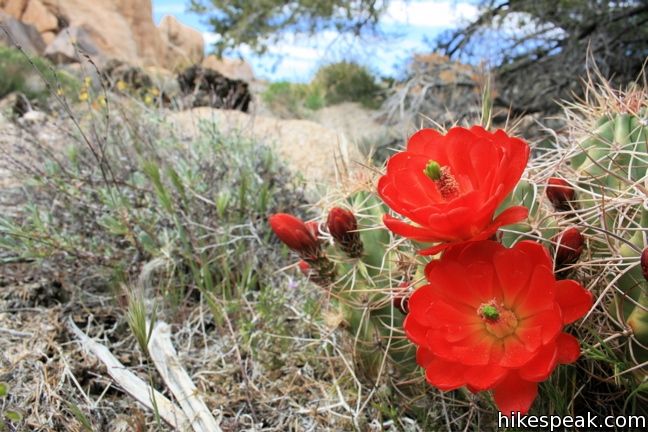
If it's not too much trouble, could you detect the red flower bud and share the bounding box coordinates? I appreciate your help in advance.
[327,207,357,239]
[641,248,648,281]
[553,227,584,268]
[326,207,363,258]
[269,213,320,258]
[298,260,311,276]
[306,221,320,238]
[546,177,575,211]
[392,281,410,314]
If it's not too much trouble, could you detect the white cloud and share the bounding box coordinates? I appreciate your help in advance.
[384,0,478,28]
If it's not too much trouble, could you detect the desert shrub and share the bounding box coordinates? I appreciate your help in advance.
[0,45,79,103]
[0,107,309,309]
[313,61,383,109]
[262,81,324,117]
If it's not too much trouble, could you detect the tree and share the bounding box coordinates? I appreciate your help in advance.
[189,0,388,56]
[436,0,648,114]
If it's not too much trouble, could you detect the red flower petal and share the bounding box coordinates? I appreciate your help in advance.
[424,357,467,391]
[555,280,593,324]
[465,364,508,391]
[514,241,553,270]
[415,345,435,368]
[403,314,428,346]
[494,247,533,305]
[518,343,558,382]
[383,214,453,243]
[493,373,538,415]
[407,128,444,154]
[523,305,563,344]
[500,336,536,368]
[516,266,556,318]
[556,332,581,364]
[425,259,484,308]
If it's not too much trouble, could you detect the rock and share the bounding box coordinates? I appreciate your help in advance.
[0,0,28,19]
[170,108,363,188]
[18,108,46,125]
[0,11,45,54]
[177,65,251,112]
[0,91,32,117]
[2,1,205,70]
[101,59,152,90]
[202,55,254,82]
[38,0,166,67]
[21,0,56,33]
[158,15,204,70]
[44,25,102,65]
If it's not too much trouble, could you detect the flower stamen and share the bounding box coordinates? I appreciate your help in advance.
[423,160,459,200]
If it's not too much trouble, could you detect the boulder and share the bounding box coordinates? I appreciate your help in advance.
[1,1,205,70]
[177,65,251,112]
[170,108,361,189]
[202,55,254,82]
[40,0,164,66]
[1,0,28,19]
[158,15,204,70]
[44,25,102,65]
[0,11,45,54]
[21,0,56,33]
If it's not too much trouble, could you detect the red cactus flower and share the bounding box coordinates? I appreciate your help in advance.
[378,126,529,255]
[641,248,648,282]
[269,213,320,258]
[326,207,363,258]
[546,177,575,211]
[404,240,592,415]
[553,228,584,269]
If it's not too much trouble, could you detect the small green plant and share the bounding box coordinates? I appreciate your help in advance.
[0,382,23,430]
[0,45,79,104]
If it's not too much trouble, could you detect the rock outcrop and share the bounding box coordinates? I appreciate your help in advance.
[170,108,362,189]
[0,0,206,70]
[177,65,251,112]
[0,11,45,54]
[159,15,204,70]
[202,55,255,82]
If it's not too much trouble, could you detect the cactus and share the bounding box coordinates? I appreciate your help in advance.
[504,85,648,379]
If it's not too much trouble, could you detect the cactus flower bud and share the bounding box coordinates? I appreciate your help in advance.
[298,260,311,276]
[269,213,321,259]
[641,247,648,281]
[546,177,575,211]
[326,207,363,258]
[392,281,410,314]
[553,227,584,269]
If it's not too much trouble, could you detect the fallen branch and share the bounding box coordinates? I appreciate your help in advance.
[67,319,190,430]
[147,321,222,432]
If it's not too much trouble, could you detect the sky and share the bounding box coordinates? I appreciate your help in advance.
[152,0,479,82]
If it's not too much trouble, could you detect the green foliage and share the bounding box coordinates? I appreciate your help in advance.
[0,110,308,310]
[0,45,79,103]
[262,61,384,117]
[313,61,383,109]
[189,0,387,56]
[262,81,324,117]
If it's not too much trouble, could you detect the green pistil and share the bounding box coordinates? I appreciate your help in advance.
[480,304,500,321]
[423,160,442,180]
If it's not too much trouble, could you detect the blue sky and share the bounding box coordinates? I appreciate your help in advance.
[152,0,479,82]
